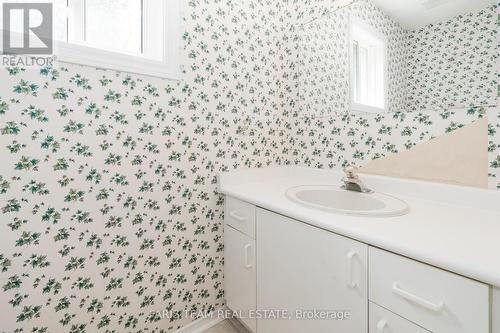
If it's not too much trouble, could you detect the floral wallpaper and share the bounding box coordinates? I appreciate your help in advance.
[406,5,498,112]
[294,1,498,116]
[0,1,499,333]
[297,17,350,116]
[282,105,491,170]
[489,108,500,189]
[281,0,499,190]
[0,0,284,332]
[296,0,408,117]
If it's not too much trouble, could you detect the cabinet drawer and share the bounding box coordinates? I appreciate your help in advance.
[370,302,430,333]
[369,247,489,333]
[225,196,255,239]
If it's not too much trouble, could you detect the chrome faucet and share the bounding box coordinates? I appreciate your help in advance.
[341,166,372,193]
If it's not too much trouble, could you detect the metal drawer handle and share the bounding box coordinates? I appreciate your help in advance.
[392,282,445,312]
[229,211,246,222]
[377,319,387,333]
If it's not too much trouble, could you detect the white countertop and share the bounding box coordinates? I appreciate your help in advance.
[219,166,500,287]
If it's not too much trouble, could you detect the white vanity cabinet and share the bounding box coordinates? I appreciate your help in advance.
[223,196,493,333]
[256,208,368,333]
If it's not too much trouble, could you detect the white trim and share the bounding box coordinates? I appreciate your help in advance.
[143,0,163,60]
[55,40,181,80]
[172,306,228,333]
[348,15,388,113]
[55,0,182,80]
[163,0,182,79]
[67,0,85,45]
[351,102,386,114]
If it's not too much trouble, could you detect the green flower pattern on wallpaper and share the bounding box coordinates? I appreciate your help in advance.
[294,0,498,116]
[0,0,499,333]
[489,109,500,189]
[2,68,241,333]
[406,5,498,111]
[281,105,495,172]
[297,0,408,117]
[282,0,499,187]
[0,1,284,332]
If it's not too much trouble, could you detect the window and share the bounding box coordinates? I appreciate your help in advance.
[54,0,181,79]
[349,17,386,113]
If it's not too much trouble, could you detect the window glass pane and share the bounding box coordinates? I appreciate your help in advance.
[358,45,369,104]
[53,0,68,42]
[350,19,386,111]
[353,41,359,101]
[85,0,142,55]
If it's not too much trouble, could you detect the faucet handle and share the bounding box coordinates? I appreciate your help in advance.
[344,166,358,178]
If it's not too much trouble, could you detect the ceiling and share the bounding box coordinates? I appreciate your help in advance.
[370,0,496,29]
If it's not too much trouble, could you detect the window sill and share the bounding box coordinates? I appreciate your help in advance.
[54,41,181,80]
[351,102,387,114]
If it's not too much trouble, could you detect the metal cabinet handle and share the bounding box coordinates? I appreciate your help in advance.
[392,282,445,312]
[376,319,387,333]
[347,251,359,288]
[244,244,252,269]
[229,211,246,222]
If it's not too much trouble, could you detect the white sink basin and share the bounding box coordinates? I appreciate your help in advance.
[286,185,409,217]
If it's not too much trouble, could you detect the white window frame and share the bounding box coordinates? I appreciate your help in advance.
[54,0,181,80]
[348,15,388,113]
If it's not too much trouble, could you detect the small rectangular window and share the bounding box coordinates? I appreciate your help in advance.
[53,0,180,79]
[350,17,386,113]
[71,0,143,55]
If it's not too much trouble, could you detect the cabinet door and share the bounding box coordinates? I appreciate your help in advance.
[224,225,256,332]
[256,208,368,333]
